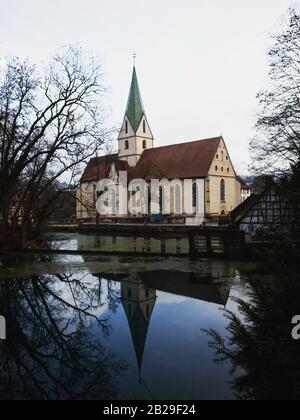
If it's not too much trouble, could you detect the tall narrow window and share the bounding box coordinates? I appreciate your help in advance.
[192,182,197,209]
[221,179,226,202]
[143,139,147,149]
[221,151,224,161]
[125,120,128,134]
[159,187,163,213]
[125,140,129,150]
[148,184,151,214]
[93,184,96,207]
[143,120,146,133]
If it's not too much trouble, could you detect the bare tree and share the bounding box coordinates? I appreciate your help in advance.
[0,46,111,244]
[0,271,127,399]
[250,8,300,175]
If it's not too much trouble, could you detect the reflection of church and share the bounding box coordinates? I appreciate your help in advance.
[119,271,230,376]
[120,274,156,375]
[86,258,232,377]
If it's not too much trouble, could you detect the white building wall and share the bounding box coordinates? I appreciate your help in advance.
[118,117,154,166]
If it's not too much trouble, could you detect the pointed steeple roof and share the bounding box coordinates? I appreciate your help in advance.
[121,277,156,375]
[127,305,151,373]
[125,67,145,133]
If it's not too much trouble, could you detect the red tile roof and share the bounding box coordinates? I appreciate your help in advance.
[80,154,130,183]
[81,137,222,183]
[132,137,222,180]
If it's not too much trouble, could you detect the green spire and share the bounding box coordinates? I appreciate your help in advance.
[125,67,145,133]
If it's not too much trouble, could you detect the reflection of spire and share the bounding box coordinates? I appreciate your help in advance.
[121,274,156,375]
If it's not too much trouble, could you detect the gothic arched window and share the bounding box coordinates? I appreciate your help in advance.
[125,140,129,150]
[159,186,163,213]
[192,182,197,209]
[143,120,146,133]
[143,139,147,149]
[125,120,128,134]
[220,179,226,202]
[147,184,151,214]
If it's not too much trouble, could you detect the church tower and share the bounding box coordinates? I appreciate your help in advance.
[118,66,154,167]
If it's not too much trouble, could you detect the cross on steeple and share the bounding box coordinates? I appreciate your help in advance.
[133,52,136,67]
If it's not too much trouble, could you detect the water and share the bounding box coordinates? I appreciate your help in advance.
[47,232,191,255]
[0,233,256,400]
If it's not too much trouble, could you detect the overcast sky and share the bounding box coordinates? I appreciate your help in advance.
[0,0,294,174]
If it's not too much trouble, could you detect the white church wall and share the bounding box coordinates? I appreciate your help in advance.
[118,116,154,166]
[135,116,153,139]
[118,117,135,140]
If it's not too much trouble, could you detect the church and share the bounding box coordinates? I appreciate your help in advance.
[77,66,242,224]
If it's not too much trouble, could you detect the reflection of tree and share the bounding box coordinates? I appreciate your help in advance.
[205,239,300,400]
[0,272,127,400]
[90,274,122,314]
[106,280,121,314]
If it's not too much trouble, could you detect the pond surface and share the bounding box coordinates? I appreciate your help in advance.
[47,232,191,255]
[0,233,256,400]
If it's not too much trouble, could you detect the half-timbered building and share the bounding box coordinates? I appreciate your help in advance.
[230,184,300,240]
